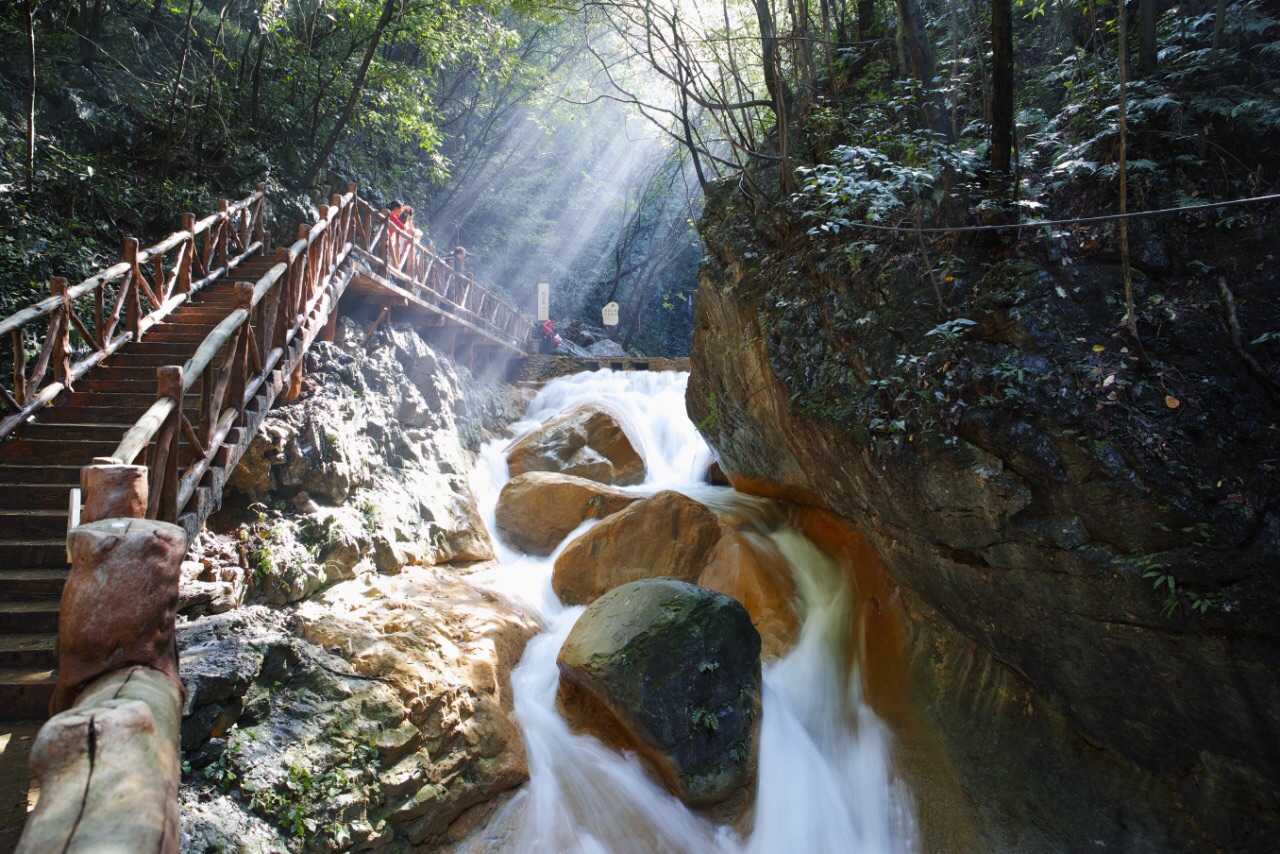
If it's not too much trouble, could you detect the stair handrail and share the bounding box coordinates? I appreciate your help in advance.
[350,199,532,348]
[110,187,358,524]
[0,187,268,441]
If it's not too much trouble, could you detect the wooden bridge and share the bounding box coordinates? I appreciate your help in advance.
[0,186,531,719]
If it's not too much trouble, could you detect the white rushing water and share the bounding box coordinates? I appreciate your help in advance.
[464,370,918,853]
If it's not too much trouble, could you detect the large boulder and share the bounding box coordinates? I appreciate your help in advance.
[557,578,762,806]
[506,404,645,486]
[552,490,722,605]
[495,472,639,555]
[697,530,799,659]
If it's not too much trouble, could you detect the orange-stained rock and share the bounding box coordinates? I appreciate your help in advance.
[552,490,721,605]
[495,471,639,555]
[698,528,799,659]
[506,403,645,486]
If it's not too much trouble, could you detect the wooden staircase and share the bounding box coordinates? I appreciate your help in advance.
[0,257,279,719]
[0,186,531,722]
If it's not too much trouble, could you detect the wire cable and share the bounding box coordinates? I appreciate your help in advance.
[819,192,1280,234]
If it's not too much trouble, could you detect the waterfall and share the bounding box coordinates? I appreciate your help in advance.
[463,369,919,853]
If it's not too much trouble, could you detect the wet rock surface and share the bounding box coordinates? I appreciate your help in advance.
[505,403,646,486]
[494,471,639,555]
[551,490,722,605]
[689,177,1280,850]
[698,529,799,660]
[178,569,538,852]
[178,318,533,851]
[556,578,761,807]
[200,319,520,610]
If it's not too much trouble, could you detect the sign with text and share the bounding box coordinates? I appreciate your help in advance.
[601,301,620,327]
[537,282,550,321]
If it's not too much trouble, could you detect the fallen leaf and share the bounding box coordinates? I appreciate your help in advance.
[1103,374,1116,387]
[1226,494,1245,504]
[1165,395,1180,409]
[1092,344,1106,352]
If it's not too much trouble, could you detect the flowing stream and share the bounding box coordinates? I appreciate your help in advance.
[463,370,920,853]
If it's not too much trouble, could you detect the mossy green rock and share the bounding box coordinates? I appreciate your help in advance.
[557,578,761,806]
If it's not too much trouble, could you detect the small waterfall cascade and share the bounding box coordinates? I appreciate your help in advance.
[463,370,919,853]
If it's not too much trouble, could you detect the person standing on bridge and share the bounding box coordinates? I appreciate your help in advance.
[389,200,408,231]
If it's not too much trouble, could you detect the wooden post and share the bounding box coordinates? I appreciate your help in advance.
[178,214,195,294]
[253,183,267,246]
[93,279,105,349]
[80,458,148,524]
[50,277,70,388]
[123,238,142,340]
[50,516,185,713]
[217,199,230,270]
[18,666,182,854]
[226,283,254,412]
[150,366,183,523]
[283,361,304,404]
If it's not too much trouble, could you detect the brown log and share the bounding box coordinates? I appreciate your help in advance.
[150,366,184,522]
[217,200,230,269]
[50,518,186,714]
[80,460,148,523]
[283,360,304,404]
[123,237,142,339]
[17,666,181,854]
[178,214,195,293]
[50,277,71,387]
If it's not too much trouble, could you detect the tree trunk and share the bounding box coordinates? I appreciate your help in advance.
[300,0,398,191]
[77,0,105,70]
[1139,0,1158,76]
[753,0,794,192]
[26,0,36,192]
[1117,0,1149,365]
[990,0,1015,177]
[145,0,165,37]
[857,0,876,39]
[1212,0,1226,49]
[895,0,945,135]
[250,36,267,125]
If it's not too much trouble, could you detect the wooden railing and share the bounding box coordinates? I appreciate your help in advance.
[109,187,361,524]
[0,189,267,441]
[0,182,532,527]
[350,199,530,346]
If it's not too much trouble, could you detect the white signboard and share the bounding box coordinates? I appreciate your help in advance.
[537,282,550,321]
[601,301,620,327]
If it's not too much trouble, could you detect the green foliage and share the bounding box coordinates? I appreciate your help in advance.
[689,708,720,734]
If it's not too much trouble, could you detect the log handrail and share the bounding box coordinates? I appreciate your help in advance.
[354,198,532,346]
[0,187,268,439]
[110,188,357,524]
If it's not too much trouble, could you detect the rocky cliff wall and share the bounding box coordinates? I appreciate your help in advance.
[176,318,536,851]
[687,178,1280,851]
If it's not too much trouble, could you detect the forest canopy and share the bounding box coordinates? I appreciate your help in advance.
[0,0,1276,354]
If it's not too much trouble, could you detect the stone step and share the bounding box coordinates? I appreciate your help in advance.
[0,465,82,486]
[0,667,57,722]
[63,390,202,410]
[0,569,67,600]
[142,328,219,344]
[0,540,67,569]
[106,352,205,368]
[0,484,75,511]
[10,422,128,443]
[0,510,69,541]
[76,377,206,395]
[0,437,120,466]
[36,404,192,425]
[0,601,60,634]
[0,633,57,669]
